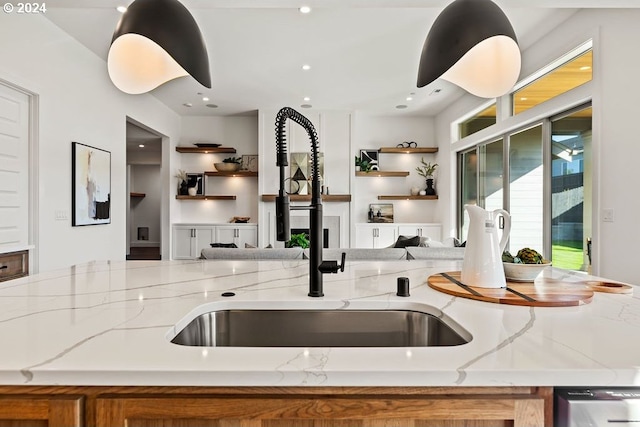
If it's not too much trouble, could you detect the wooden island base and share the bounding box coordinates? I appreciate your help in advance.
[0,385,553,427]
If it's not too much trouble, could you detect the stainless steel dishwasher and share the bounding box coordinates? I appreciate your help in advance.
[555,388,640,426]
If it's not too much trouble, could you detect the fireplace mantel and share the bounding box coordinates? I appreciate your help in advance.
[261,194,351,202]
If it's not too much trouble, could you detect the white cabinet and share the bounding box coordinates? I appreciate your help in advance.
[173,226,214,259]
[397,223,442,241]
[173,224,258,259]
[354,224,398,249]
[355,223,442,248]
[215,225,258,248]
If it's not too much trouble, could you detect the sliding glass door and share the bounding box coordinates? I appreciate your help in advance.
[508,125,544,254]
[550,107,592,270]
[457,104,592,272]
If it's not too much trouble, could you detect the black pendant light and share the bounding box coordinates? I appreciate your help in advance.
[417,0,521,98]
[108,0,211,94]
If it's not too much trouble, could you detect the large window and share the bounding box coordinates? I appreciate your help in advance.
[551,107,592,270]
[458,105,591,271]
[513,49,592,115]
[459,104,496,139]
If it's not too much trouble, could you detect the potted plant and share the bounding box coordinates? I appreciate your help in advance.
[355,156,371,172]
[174,169,188,195]
[415,157,438,195]
[285,232,310,249]
[214,156,243,172]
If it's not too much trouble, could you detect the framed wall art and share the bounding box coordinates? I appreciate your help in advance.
[368,203,394,223]
[360,149,379,170]
[241,154,258,172]
[186,173,205,195]
[72,142,111,226]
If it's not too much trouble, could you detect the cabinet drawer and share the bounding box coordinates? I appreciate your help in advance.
[0,250,28,282]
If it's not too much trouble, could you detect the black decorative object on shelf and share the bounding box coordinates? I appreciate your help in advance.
[425,178,436,196]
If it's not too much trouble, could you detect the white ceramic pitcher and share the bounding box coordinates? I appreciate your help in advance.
[461,204,511,288]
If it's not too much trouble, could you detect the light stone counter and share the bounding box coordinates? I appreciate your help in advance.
[0,259,637,387]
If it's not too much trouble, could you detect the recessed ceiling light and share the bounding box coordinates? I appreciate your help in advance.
[138,144,145,148]
[116,5,127,13]
[206,104,219,108]
[395,105,407,109]
[520,97,528,101]
[303,96,311,102]
[302,64,311,71]
[202,97,209,101]
[301,104,312,109]
[580,66,591,71]
[406,96,413,101]
[183,103,193,107]
[299,6,311,14]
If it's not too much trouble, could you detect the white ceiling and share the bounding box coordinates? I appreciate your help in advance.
[43,0,640,117]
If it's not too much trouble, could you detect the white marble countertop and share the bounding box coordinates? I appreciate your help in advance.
[0,259,638,387]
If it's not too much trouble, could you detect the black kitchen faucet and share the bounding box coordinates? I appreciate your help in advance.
[274,107,345,297]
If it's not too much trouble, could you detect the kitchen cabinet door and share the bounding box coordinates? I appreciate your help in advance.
[215,225,257,248]
[172,227,195,259]
[355,224,397,248]
[173,226,214,259]
[397,223,442,241]
[0,395,82,427]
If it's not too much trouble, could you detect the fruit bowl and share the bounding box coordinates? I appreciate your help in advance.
[214,162,241,172]
[503,261,552,282]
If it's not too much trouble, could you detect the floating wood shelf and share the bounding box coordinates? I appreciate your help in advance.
[261,194,351,202]
[377,195,438,200]
[175,147,236,154]
[378,147,438,154]
[356,171,409,177]
[205,171,258,177]
[130,192,146,198]
[175,195,237,200]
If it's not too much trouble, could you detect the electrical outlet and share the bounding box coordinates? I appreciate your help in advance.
[603,208,614,222]
[55,210,68,220]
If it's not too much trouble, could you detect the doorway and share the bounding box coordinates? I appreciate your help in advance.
[126,121,162,260]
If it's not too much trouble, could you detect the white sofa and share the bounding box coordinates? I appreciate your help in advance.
[200,246,464,261]
[200,247,304,260]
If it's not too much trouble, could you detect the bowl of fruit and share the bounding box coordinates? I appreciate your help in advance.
[502,248,551,282]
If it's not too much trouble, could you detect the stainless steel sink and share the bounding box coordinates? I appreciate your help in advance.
[170,308,471,347]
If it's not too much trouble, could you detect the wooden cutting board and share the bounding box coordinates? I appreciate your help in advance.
[428,271,594,307]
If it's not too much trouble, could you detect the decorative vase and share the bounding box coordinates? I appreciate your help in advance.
[425,177,436,196]
[179,181,189,195]
[188,187,197,196]
[410,186,420,196]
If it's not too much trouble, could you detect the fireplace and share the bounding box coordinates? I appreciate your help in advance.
[291,228,330,248]
[289,215,340,248]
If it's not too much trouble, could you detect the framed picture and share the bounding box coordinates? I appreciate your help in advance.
[241,154,258,172]
[360,149,379,170]
[290,152,324,195]
[72,142,111,226]
[368,203,394,223]
[186,173,205,195]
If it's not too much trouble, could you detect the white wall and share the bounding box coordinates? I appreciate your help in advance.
[174,115,259,224]
[0,14,181,272]
[435,9,640,285]
[352,113,438,224]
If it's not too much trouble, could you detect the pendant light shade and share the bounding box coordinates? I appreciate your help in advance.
[108,0,211,94]
[417,0,521,98]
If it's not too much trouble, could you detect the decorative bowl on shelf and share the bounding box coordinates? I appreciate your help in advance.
[214,162,241,172]
[503,261,552,282]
